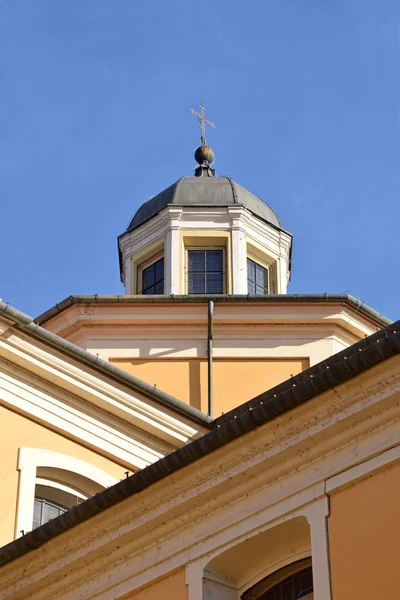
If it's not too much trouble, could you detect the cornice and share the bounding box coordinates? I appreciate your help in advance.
[118,205,291,258]
[0,304,212,429]
[0,327,205,461]
[39,301,381,342]
[0,356,171,468]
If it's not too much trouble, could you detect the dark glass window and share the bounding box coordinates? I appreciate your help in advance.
[33,498,67,530]
[188,250,223,294]
[247,257,269,295]
[141,257,164,295]
[243,565,313,600]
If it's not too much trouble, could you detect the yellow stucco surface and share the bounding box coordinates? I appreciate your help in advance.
[329,461,400,600]
[0,405,126,547]
[121,569,188,600]
[111,357,308,416]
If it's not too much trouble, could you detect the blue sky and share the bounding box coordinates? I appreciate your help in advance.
[0,0,398,320]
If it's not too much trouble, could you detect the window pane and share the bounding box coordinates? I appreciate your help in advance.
[280,580,295,600]
[189,272,205,294]
[188,249,223,294]
[33,498,68,529]
[42,500,60,524]
[243,566,313,600]
[248,280,256,294]
[188,251,205,272]
[247,258,268,295]
[298,570,314,597]
[142,264,154,292]
[206,273,223,294]
[155,258,164,282]
[206,250,223,272]
[142,258,164,295]
[33,499,42,530]
[256,285,267,295]
[247,257,255,281]
[154,280,164,294]
[255,264,266,287]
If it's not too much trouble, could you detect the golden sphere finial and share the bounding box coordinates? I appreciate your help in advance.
[194,145,215,165]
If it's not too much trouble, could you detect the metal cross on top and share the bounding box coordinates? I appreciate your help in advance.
[189,103,215,146]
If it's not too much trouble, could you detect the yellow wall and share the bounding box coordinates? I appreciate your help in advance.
[329,461,400,600]
[0,406,126,547]
[121,569,188,600]
[111,358,308,416]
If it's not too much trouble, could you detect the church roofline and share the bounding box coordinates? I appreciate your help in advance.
[0,301,212,428]
[120,175,283,238]
[35,293,391,328]
[0,316,399,567]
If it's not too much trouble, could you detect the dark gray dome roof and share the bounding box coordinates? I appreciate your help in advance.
[126,176,281,232]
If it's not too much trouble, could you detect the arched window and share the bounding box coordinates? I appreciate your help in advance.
[242,559,313,600]
[31,472,89,529]
[16,448,118,537]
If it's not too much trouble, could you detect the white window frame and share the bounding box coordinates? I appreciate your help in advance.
[185,246,226,294]
[247,253,271,295]
[137,252,165,295]
[16,448,118,538]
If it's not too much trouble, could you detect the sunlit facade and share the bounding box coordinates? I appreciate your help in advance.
[0,139,398,600]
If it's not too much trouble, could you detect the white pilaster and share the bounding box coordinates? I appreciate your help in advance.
[231,228,247,294]
[304,497,332,600]
[277,255,288,294]
[276,231,291,294]
[230,208,247,295]
[186,562,206,600]
[165,225,180,295]
[124,255,133,294]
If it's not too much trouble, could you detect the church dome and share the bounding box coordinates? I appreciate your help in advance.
[126,176,281,232]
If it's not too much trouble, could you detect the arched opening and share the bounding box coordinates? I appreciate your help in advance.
[16,448,118,537]
[32,466,104,529]
[242,558,313,599]
[203,517,312,599]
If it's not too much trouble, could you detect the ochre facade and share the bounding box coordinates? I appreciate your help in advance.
[1,342,399,599]
[0,126,396,599]
[0,405,126,547]
[329,461,400,600]
[111,357,308,414]
[121,569,188,600]
[38,296,383,421]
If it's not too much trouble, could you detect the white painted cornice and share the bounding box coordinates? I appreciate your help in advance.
[0,325,205,471]
[40,301,380,343]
